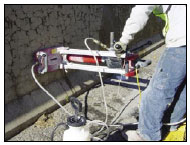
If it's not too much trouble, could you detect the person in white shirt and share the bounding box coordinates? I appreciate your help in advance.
[114,5,186,141]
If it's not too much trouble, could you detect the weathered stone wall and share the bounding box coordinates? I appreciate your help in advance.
[5,5,163,104]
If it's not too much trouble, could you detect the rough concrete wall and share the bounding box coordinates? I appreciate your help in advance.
[99,5,135,45]
[5,5,104,104]
[99,5,164,46]
[5,5,163,104]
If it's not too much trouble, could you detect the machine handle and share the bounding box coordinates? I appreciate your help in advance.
[70,97,82,114]
[135,60,152,69]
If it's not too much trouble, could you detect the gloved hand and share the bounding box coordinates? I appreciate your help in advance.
[113,41,127,57]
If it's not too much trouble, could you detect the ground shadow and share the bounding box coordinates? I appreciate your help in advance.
[104,74,150,91]
[106,124,138,141]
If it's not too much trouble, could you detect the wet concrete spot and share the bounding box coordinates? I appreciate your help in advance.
[93,102,102,107]
[87,106,113,121]
[107,104,118,112]
[112,98,125,106]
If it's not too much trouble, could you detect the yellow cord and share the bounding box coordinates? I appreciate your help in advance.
[135,69,142,107]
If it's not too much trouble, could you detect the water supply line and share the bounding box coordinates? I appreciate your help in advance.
[31,64,72,116]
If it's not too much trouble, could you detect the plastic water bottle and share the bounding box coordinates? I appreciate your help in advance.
[63,116,91,141]
[63,125,91,141]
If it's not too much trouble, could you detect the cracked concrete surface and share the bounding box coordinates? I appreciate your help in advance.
[5,5,104,104]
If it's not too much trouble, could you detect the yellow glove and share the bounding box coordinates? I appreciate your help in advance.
[113,41,127,57]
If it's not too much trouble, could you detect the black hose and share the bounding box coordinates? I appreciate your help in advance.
[51,122,68,141]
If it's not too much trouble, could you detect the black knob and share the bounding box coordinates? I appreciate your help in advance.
[115,44,122,50]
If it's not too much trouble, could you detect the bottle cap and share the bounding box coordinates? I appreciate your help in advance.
[67,115,86,127]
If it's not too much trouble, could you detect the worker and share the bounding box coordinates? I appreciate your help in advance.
[114,5,186,141]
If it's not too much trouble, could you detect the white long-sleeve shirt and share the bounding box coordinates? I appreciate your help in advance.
[120,5,186,48]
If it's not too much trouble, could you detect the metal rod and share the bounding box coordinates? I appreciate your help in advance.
[110,32,114,48]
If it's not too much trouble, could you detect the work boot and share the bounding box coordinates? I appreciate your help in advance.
[122,130,147,141]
